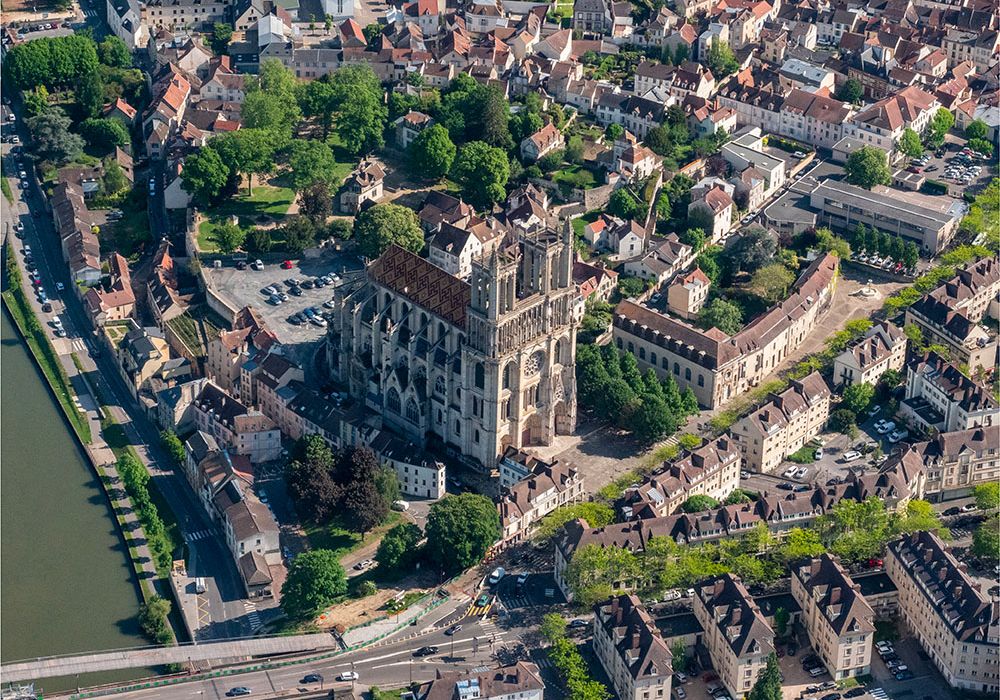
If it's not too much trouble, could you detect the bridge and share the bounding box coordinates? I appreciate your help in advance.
[0,634,339,683]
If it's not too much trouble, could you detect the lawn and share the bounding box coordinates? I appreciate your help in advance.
[552,164,600,191]
[1,163,12,204]
[787,444,817,464]
[304,511,402,560]
[101,189,151,261]
[571,209,602,238]
[326,131,358,188]
[197,182,295,252]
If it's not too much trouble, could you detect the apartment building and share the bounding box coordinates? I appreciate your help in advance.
[192,382,283,463]
[730,372,831,473]
[885,531,1000,694]
[779,89,852,150]
[791,554,875,680]
[928,257,1000,325]
[905,295,998,373]
[613,253,839,409]
[809,179,962,254]
[902,352,998,434]
[693,574,775,699]
[592,595,674,700]
[667,267,711,320]
[618,436,741,520]
[832,321,907,388]
[140,0,229,37]
[720,128,787,196]
[498,459,584,544]
[851,86,941,154]
[910,428,1000,500]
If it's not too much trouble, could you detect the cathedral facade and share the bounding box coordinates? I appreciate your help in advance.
[325,226,579,469]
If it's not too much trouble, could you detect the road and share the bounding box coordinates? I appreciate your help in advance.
[1,107,256,640]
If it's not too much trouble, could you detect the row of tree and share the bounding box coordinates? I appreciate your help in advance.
[564,497,946,606]
[848,224,920,269]
[576,344,700,443]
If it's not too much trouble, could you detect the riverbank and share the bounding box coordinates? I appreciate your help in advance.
[2,241,91,443]
[2,240,179,645]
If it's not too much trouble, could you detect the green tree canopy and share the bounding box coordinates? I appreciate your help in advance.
[98,36,132,68]
[451,141,510,210]
[280,549,348,620]
[375,522,423,571]
[354,203,424,259]
[608,188,642,220]
[425,493,502,574]
[408,124,456,180]
[834,78,863,104]
[705,41,739,78]
[845,146,892,189]
[213,221,246,253]
[3,34,99,91]
[965,119,989,140]
[972,516,999,563]
[841,382,875,415]
[727,226,776,273]
[828,408,857,436]
[540,613,568,643]
[681,494,721,513]
[534,502,615,543]
[288,140,337,191]
[747,653,782,700]
[212,129,277,194]
[751,263,796,302]
[974,483,1000,511]
[181,146,230,206]
[898,128,923,158]
[27,107,83,165]
[80,117,129,154]
[699,298,743,335]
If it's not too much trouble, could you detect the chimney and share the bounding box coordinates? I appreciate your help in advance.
[830,587,842,604]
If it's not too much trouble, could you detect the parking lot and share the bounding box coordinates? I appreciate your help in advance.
[202,252,363,348]
[908,140,994,197]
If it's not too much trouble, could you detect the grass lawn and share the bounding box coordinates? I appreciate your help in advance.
[787,444,817,464]
[325,131,358,188]
[304,511,402,560]
[571,209,602,238]
[1,165,12,204]
[101,189,151,261]
[552,164,600,191]
[197,183,295,252]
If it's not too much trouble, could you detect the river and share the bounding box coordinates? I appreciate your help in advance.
[1,308,149,692]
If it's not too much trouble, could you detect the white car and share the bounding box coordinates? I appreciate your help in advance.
[783,466,798,478]
[674,689,686,699]
[336,672,359,682]
[794,466,808,479]
[876,420,896,435]
[888,429,909,443]
[488,567,506,585]
[841,450,861,462]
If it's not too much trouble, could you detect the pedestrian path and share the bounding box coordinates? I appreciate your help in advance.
[478,618,505,644]
[244,602,261,632]
[185,529,217,542]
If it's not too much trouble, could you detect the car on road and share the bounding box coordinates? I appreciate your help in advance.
[843,688,866,698]
[488,567,505,585]
[336,672,359,682]
[55,282,64,292]
[569,618,589,628]
[353,559,374,571]
[444,624,462,636]
[516,572,528,588]
[944,506,962,516]
[300,674,323,684]
[413,646,439,657]
[777,481,794,490]
[226,688,251,697]
[820,694,841,700]
[475,593,491,607]
[895,670,914,681]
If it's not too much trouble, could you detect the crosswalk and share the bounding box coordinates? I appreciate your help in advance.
[244,601,261,631]
[70,338,87,352]
[868,689,889,700]
[82,8,99,17]
[185,528,216,542]
[479,617,504,643]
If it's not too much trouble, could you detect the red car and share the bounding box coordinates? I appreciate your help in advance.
[868,558,883,568]
[281,260,293,269]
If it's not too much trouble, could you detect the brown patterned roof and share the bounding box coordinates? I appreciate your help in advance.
[369,245,471,327]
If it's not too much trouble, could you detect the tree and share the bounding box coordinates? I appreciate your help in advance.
[681,494,721,513]
[534,502,615,543]
[566,135,585,164]
[678,227,706,252]
[339,447,391,534]
[280,550,348,620]
[727,227,776,273]
[747,653,782,700]
[845,146,891,189]
[828,408,857,435]
[212,129,277,195]
[22,85,50,118]
[300,182,332,223]
[242,91,298,137]
[213,221,246,253]
[330,66,387,155]
[80,117,129,154]
[285,435,341,521]
[608,188,642,220]
[375,522,423,571]
[751,263,795,302]
[972,517,999,563]
[138,596,173,644]
[969,138,994,157]
[835,78,864,105]
[451,141,510,210]
[246,228,273,253]
[355,580,378,597]
[898,128,923,158]
[774,607,790,637]
[540,613,568,643]
[354,203,424,259]
[75,69,105,119]
[408,124,456,180]
[288,140,337,190]
[159,430,186,467]
[282,216,317,255]
[671,640,688,672]
[3,35,99,91]
[926,108,954,148]
[26,108,83,165]
[363,22,382,44]
[605,123,624,141]
[902,240,919,269]
[974,483,1000,511]
[425,494,502,574]
[181,146,230,206]
[705,41,739,78]
[966,119,989,141]
[841,382,875,415]
[815,227,851,259]
[699,298,743,335]
[98,36,132,68]
[212,22,234,53]
[724,489,752,505]
[774,528,825,565]
[103,159,128,195]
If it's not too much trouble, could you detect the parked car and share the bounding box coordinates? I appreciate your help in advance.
[888,429,909,443]
[876,420,896,435]
[783,466,798,478]
[488,567,506,585]
[281,260,293,269]
[867,404,881,417]
[251,259,264,270]
[794,466,808,479]
[841,450,861,462]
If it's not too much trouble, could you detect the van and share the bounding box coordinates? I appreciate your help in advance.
[195,577,207,594]
[488,567,505,586]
